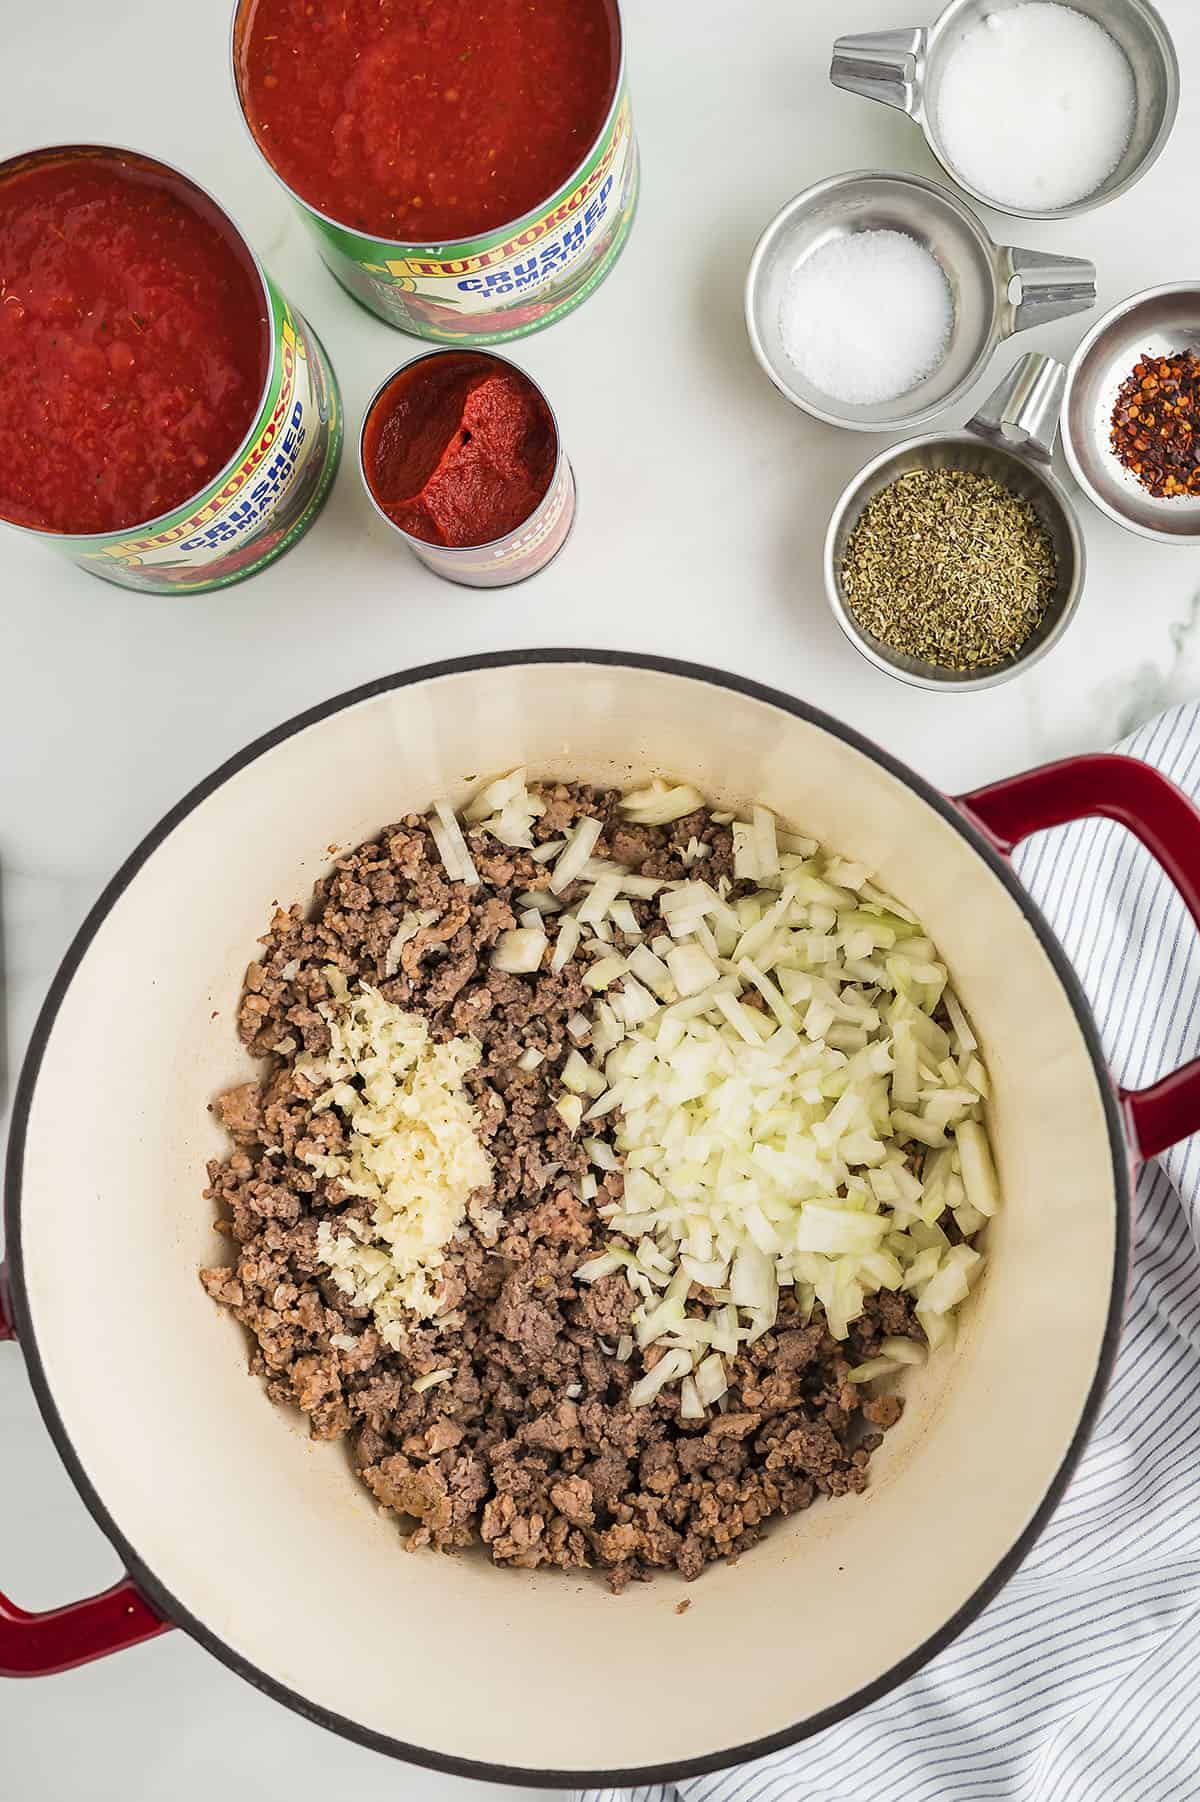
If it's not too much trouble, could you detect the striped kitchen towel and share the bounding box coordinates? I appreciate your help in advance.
[577,702,1200,1802]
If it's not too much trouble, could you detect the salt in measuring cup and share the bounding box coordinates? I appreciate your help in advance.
[746,171,1095,433]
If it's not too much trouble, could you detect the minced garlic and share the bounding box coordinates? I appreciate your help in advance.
[300,970,492,1346]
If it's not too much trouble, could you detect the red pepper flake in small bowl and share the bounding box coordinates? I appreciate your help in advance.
[1110,349,1200,499]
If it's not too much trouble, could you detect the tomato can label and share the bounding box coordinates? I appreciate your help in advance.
[407,459,577,588]
[51,281,341,594]
[242,67,639,345]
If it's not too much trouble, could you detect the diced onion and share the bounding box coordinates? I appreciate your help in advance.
[555,1093,584,1133]
[516,890,562,915]
[431,799,480,886]
[629,1347,693,1407]
[733,822,758,882]
[464,768,546,847]
[667,942,720,998]
[491,928,547,974]
[964,1055,990,1098]
[584,956,628,992]
[575,1251,623,1283]
[955,1121,999,1217]
[943,987,977,1054]
[892,1109,948,1149]
[549,816,603,893]
[586,1136,619,1171]
[953,1202,987,1237]
[679,1375,705,1419]
[517,1046,545,1072]
[848,1357,901,1383]
[628,943,677,1000]
[578,872,623,925]
[753,805,779,880]
[382,909,432,980]
[618,874,668,900]
[612,976,660,1025]
[551,915,582,974]
[464,767,529,822]
[413,1368,454,1394]
[610,898,643,937]
[561,1049,592,1093]
[620,778,705,824]
[695,1352,728,1406]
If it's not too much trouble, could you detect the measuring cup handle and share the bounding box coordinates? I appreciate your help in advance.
[829,27,926,116]
[966,352,1067,464]
[1001,247,1097,335]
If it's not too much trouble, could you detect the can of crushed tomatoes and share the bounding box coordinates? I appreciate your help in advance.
[358,350,575,587]
[0,145,341,594]
[230,0,638,344]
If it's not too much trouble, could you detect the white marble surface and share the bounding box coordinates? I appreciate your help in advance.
[1,0,1197,1793]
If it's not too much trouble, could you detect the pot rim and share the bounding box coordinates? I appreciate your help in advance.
[2,648,1131,1788]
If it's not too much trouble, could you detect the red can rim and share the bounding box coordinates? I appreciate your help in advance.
[357,347,566,555]
[0,141,281,545]
[228,0,629,254]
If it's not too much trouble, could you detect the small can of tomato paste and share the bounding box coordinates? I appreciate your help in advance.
[359,350,575,587]
[231,0,638,344]
[0,145,341,594]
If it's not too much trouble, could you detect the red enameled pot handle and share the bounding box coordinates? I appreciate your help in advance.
[957,753,1200,1165]
[0,1261,171,1677]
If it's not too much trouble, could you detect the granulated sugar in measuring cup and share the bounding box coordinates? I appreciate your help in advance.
[831,0,1179,221]
[935,5,1135,212]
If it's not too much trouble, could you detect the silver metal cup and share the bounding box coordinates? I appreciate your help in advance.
[1063,285,1200,545]
[358,351,576,588]
[830,0,1179,221]
[745,171,1094,432]
[824,351,1086,690]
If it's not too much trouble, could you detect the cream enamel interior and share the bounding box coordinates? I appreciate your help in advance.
[13,660,1119,1777]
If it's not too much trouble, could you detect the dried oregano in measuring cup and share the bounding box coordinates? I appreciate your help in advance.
[841,469,1058,672]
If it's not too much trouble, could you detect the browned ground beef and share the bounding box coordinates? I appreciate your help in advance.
[201,785,921,1590]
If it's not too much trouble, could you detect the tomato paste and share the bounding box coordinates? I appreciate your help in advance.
[237,0,619,244]
[363,352,557,548]
[0,150,269,536]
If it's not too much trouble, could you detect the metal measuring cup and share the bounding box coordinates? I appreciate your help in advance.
[1062,284,1200,545]
[830,0,1179,221]
[824,351,1085,691]
[745,171,1094,433]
